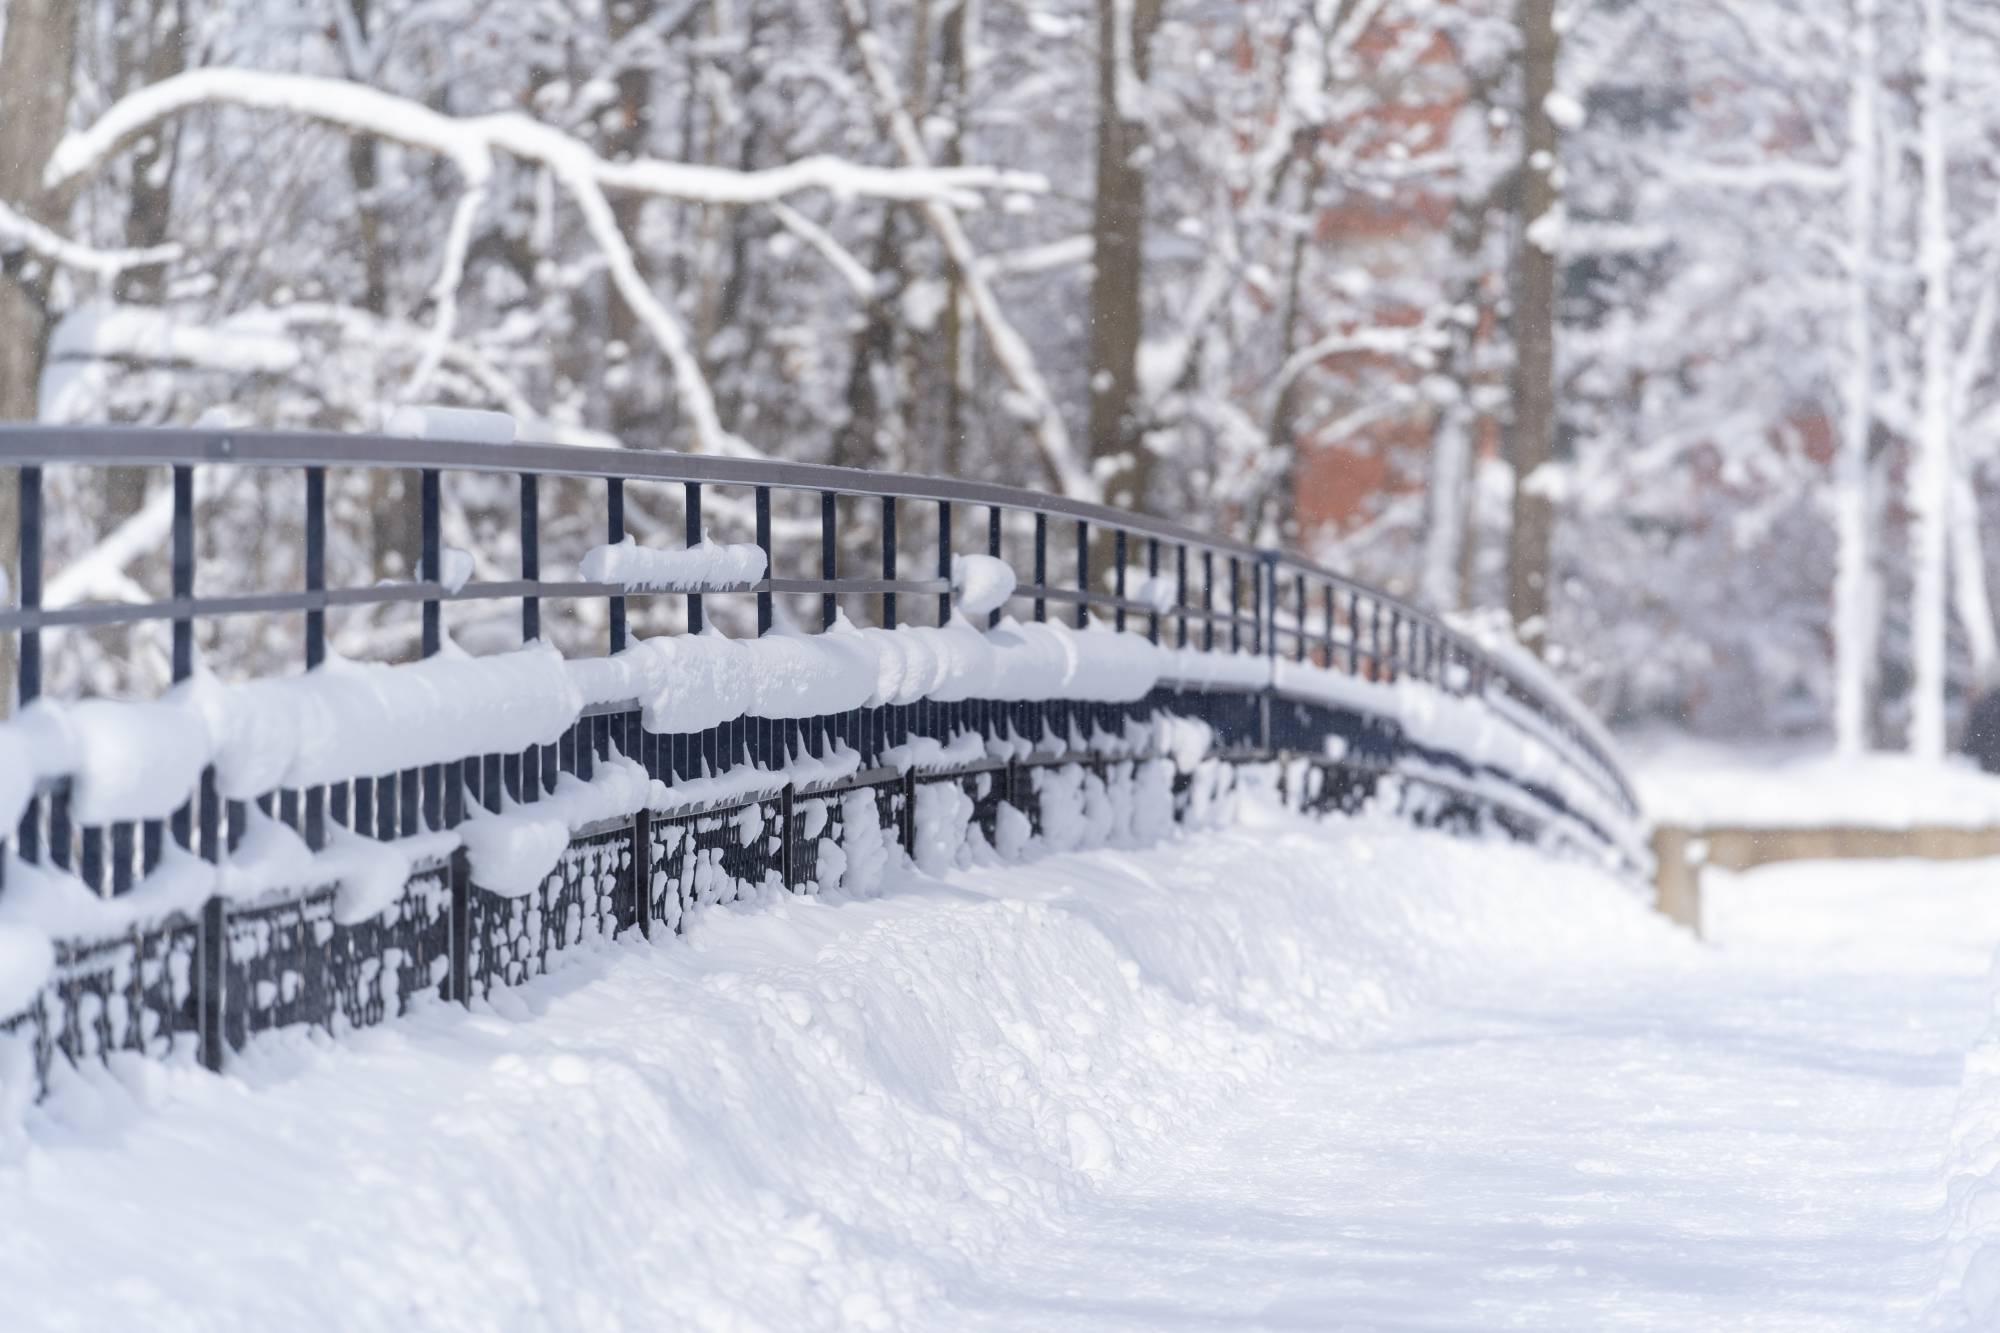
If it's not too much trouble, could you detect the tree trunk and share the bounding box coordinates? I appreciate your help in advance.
[1506,0,1560,657]
[1087,0,1164,513]
[0,0,80,713]
[1911,0,1954,759]
[1835,0,1879,755]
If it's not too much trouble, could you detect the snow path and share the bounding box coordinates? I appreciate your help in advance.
[949,858,2000,1331]
[4,813,1996,1331]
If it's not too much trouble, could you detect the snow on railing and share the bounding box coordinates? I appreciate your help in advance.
[0,424,1642,1094]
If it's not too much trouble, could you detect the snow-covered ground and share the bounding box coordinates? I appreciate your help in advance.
[3,798,1995,1331]
[1625,730,2000,830]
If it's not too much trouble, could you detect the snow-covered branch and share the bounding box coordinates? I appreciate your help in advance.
[0,200,179,278]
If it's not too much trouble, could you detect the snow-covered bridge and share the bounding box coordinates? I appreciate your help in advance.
[0,423,1639,1100]
[3,427,2000,1329]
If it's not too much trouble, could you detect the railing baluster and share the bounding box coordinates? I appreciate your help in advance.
[1175,543,1189,649]
[421,468,445,830]
[15,464,41,869]
[882,496,898,629]
[1075,519,1089,629]
[1202,550,1215,653]
[1228,556,1241,654]
[304,464,327,851]
[171,463,195,851]
[1294,573,1307,663]
[821,491,838,632]
[685,480,705,633]
[608,476,628,652]
[988,505,1004,630]
[937,500,953,626]
[1113,529,1127,633]
[521,472,540,642]
[755,484,774,636]
[1033,513,1047,623]
[1146,537,1160,644]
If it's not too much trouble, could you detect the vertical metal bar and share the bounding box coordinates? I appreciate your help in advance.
[303,465,327,849]
[937,500,953,625]
[304,467,326,667]
[198,895,225,1071]
[607,476,628,652]
[754,484,774,635]
[170,464,195,850]
[1146,538,1160,644]
[686,481,705,633]
[1228,556,1241,654]
[1175,543,1188,649]
[1032,513,1048,623]
[421,468,444,830]
[1113,529,1127,633]
[1075,519,1089,629]
[172,463,194,681]
[780,783,797,891]
[448,845,472,1005]
[1324,585,1336,667]
[111,823,134,895]
[420,468,441,658]
[632,806,653,938]
[882,496,898,629]
[521,472,541,642]
[1348,590,1362,674]
[15,466,41,864]
[820,491,838,631]
[988,505,1004,629]
[1295,574,1307,662]
[1202,551,1215,652]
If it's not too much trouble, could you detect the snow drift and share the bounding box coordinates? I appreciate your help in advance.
[0,796,1674,1331]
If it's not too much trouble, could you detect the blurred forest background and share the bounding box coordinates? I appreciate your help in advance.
[0,0,1992,757]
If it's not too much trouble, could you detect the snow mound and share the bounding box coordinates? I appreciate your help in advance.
[1933,954,2000,1330]
[0,799,1679,1329]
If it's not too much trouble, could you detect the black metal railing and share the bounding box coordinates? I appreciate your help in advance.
[0,423,1642,1093]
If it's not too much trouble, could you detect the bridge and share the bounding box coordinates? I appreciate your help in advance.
[0,423,1642,1097]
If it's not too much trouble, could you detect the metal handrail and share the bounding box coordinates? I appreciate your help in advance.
[0,423,1638,817]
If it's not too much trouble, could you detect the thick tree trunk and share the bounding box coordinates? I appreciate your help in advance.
[1507,0,1560,657]
[1835,0,1879,755]
[1911,0,1954,759]
[1087,0,1163,513]
[0,0,80,713]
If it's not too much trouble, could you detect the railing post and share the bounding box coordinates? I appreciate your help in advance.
[1228,556,1241,654]
[608,476,628,652]
[1074,519,1091,629]
[632,806,653,938]
[780,783,797,891]
[1323,585,1335,668]
[1202,550,1215,653]
[686,481,705,633]
[754,484,774,636]
[421,468,445,830]
[1295,573,1307,663]
[882,496,898,629]
[988,505,1004,629]
[1146,537,1160,644]
[521,473,540,642]
[1175,543,1189,649]
[1033,512,1048,623]
[820,491,838,631]
[303,466,327,850]
[16,465,41,866]
[1113,529,1127,633]
[937,500,953,625]
[449,844,472,1004]
[170,464,195,853]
